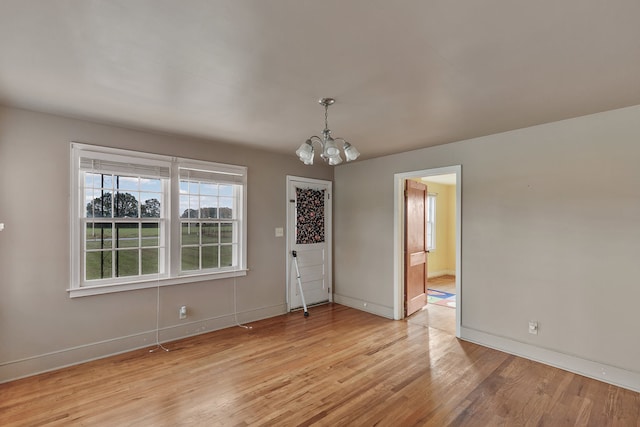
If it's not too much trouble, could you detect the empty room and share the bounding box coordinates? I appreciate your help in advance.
[1,1,639,425]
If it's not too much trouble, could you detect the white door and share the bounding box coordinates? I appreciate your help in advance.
[286,176,332,311]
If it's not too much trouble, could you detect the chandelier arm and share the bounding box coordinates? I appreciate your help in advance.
[309,135,324,146]
[297,98,358,165]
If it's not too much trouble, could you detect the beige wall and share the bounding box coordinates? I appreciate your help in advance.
[419,180,455,277]
[334,105,640,390]
[447,183,456,273]
[0,106,332,382]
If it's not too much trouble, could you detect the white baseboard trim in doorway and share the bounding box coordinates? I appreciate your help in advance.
[333,294,394,319]
[427,270,456,279]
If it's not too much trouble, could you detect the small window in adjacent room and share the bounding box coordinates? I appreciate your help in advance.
[426,193,436,251]
[70,143,247,297]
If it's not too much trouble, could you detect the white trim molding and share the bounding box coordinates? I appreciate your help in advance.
[460,327,640,393]
[333,294,394,319]
[0,303,285,384]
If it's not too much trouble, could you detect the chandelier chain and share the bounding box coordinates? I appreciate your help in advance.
[324,104,329,131]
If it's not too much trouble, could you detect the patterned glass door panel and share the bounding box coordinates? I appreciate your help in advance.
[296,188,325,244]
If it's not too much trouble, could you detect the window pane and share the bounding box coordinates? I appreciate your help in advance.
[219,185,233,196]
[86,223,112,250]
[85,172,99,188]
[86,251,112,280]
[86,191,112,218]
[200,196,216,218]
[116,223,139,248]
[116,249,139,277]
[181,222,200,245]
[141,248,159,275]
[220,245,233,267]
[189,196,200,218]
[200,183,217,196]
[140,178,161,192]
[102,174,114,189]
[179,195,191,218]
[189,181,199,194]
[202,246,219,269]
[181,247,199,271]
[142,223,159,247]
[219,198,233,219]
[85,188,113,218]
[202,223,219,244]
[220,223,233,243]
[140,193,161,218]
[117,176,139,191]
[114,192,140,218]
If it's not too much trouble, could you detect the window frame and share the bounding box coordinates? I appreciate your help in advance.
[70,143,247,298]
[426,193,436,251]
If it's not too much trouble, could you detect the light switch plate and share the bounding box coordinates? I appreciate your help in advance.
[275,227,284,237]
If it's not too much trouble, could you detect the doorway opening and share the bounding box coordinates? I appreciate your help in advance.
[393,166,461,337]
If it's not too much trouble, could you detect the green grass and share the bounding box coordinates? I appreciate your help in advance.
[86,224,159,249]
[85,248,159,280]
[85,222,235,280]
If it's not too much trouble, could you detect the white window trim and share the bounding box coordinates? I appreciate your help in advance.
[427,192,436,251]
[69,143,247,298]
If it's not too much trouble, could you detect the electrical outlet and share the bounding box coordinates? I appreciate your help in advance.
[179,306,187,319]
[528,320,538,335]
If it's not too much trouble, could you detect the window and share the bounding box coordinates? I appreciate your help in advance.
[426,193,436,251]
[70,144,247,297]
[178,165,243,273]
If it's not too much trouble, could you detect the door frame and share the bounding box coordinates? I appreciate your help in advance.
[285,176,333,312]
[393,165,461,337]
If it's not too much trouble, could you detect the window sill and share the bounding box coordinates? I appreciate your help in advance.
[68,269,248,298]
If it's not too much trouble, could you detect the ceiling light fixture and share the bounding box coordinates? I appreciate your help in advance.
[296,98,360,166]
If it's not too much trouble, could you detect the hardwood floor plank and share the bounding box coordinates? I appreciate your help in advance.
[1,303,638,426]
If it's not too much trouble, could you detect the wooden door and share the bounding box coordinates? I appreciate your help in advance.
[405,180,428,317]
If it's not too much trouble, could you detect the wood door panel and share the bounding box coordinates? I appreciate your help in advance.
[404,180,428,317]
[409,251,426,266]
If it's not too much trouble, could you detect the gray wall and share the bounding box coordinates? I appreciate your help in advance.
[333,105,640,391]
[0,106,332,381]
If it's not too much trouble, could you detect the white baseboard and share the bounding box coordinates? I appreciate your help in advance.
[460,326,640,393]
[0,303,286,384]
[333,293,394,319]
[427,270,456,279]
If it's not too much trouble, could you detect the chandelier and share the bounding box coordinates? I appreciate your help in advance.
[296,98,360,166]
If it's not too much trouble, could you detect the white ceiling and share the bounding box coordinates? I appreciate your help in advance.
[1,1,640,161]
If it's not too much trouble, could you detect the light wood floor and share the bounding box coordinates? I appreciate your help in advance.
[1,303,638,426]
[408,275,457,335]
[428,274,457,294]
